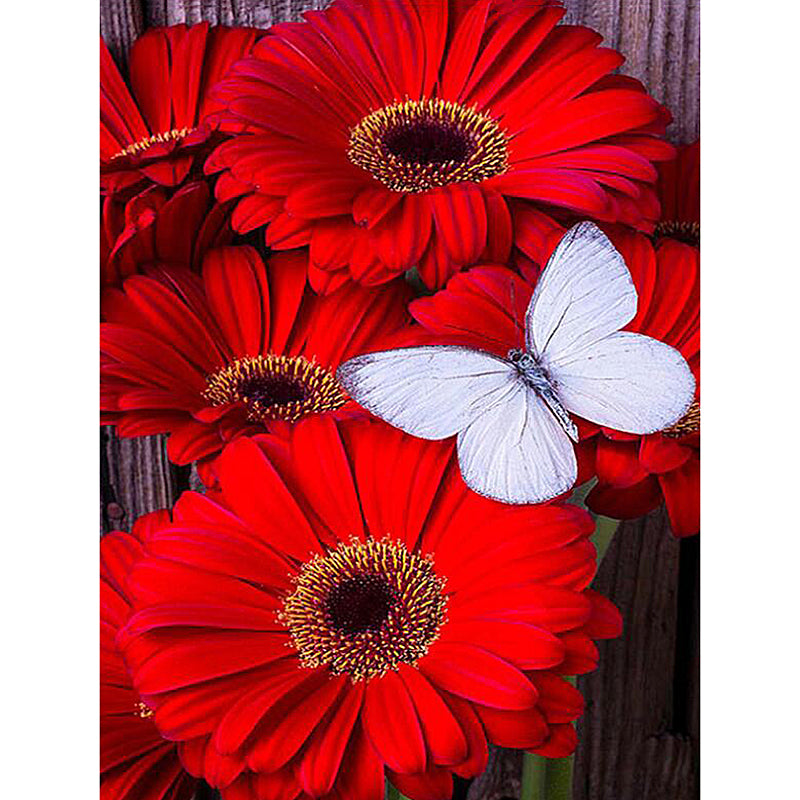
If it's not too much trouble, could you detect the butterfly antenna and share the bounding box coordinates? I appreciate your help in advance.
[509,277,521,349]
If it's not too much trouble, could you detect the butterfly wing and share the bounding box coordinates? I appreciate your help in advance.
[337,346,521,440]
[525,221,637,360]
[545,331,695,434]
[457,381,577,504]
[527,221,695,434]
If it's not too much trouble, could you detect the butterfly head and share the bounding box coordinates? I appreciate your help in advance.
[507,348,536,369]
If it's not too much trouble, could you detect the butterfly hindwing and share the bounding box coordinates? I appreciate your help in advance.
[457,381,578,504]
[336,346,521,440]
[545,331,696,435]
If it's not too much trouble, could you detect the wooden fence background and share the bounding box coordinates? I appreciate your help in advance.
[100,1,700,798]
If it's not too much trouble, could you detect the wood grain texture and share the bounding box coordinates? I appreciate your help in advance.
[143,0,328,27]
[572,508,698,800]
[563,0,700,143]
[100,0,143,69]
[100,0,700,797]
[101,427,184,534]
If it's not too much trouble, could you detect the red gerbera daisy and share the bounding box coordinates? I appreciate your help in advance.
[119,417,621,799]
[101,23,261,195]
[101,512,198,800]
[101,246,412,464]
[409,229,699,535]
[101,180,233,286]
[205,0,673,294]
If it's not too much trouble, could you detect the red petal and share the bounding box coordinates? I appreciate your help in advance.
[429,184,487,265]
[202,246,267,356]
[420,643,537,710]
[475,704,548,749]
[216,437,323,560]
[586,476,662,520]
[399,664,468,766]
[387,764,454,800]
[595,437,650,488]
[659,454,700,537]
[245,673,347,772]
[298,682,365,797]
[440,0,490,99]
[528,722,578,757]
[440,620,566,670]
[166,421,224,465]
[362,670,427,774]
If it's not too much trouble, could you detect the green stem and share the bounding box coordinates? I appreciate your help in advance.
[520,752,547,800]
[385,780,408,800]
[591,514,620,564]
[544,754,574,800]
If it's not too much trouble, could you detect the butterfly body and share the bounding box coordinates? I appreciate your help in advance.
[507,348,579,444]
[338,222,695,505]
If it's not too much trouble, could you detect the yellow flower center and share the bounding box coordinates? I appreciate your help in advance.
[203,355,347,424]
[348,98,508,193]
[282,537,448,681]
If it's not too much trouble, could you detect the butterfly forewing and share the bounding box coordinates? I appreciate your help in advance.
[525,221,637,361]
[336,346,521,440]
[457,381,577,504]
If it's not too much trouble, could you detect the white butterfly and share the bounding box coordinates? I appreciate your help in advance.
[337,222,695,505]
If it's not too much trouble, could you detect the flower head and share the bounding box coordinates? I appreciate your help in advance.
[205,0,673,293]
[101,513,197,800]
[120,418,620,798]
[101,23,261,195]
[101,246,412,464]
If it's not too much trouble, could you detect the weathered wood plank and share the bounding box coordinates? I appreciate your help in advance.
[143,0,328,27]
[100,0,143,68]
[563,0,700,143]
[101,427,184,534]
[572,507,697,800]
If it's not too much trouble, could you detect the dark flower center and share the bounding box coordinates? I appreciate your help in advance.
[282,537,447,681]
[383,120,473,166]
[324,574,398,635]
[236,374,308,407]
[203,354,348,424]
[348,98,508,193]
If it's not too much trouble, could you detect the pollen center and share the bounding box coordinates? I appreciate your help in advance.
[348,98,508,193]
[110,127,196,161]
[203,354,348,424]
[662,399,700,438]
[282,537,448,681]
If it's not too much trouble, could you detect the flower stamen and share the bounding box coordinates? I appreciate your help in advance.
[654,220,700,247]
[281,537,448,681]
[203,354,347,423]
[348,98,508,193]
[110,127,196,160]
[135,700,154,719]
[662,400,700,438]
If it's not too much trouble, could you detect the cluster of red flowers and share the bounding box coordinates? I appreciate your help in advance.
[100,3,699,800]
